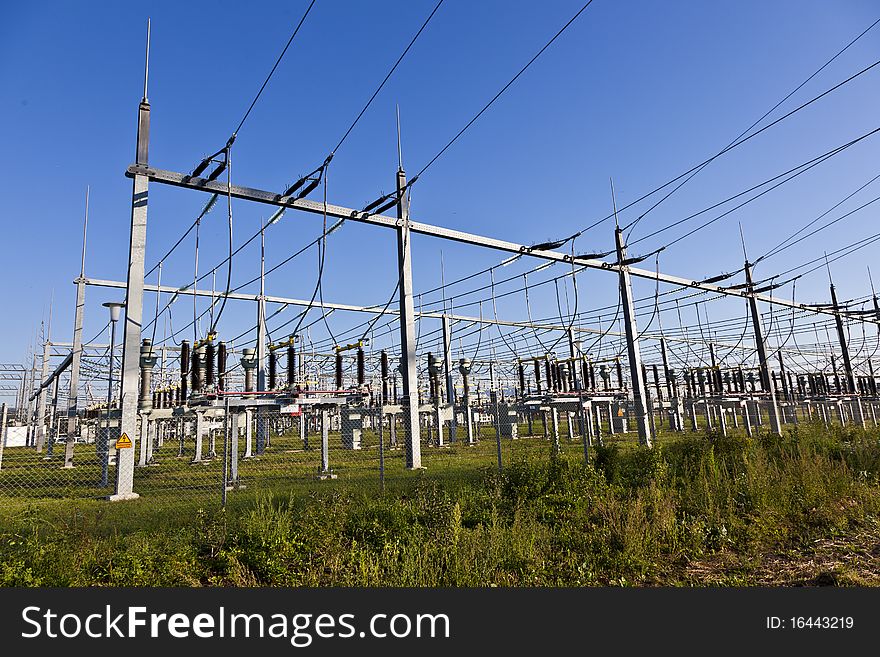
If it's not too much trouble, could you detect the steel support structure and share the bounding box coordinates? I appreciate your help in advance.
[256,235,268,455]
[830,282,855,393]
[442,314,456,443]
[66,190,89,466]
[615,228,653,446]
[124,165,879,327]
[64,274,85,467]
[35,340,50,453]
[396,167,421,469]
[745,260,781,435]
[81,277,829,361]
[111,90,150,500]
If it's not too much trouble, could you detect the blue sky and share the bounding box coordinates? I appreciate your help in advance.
[2,0,879,384]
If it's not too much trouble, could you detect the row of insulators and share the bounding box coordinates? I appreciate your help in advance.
[152,386,181,409]
[518,357,626,395]
[653,367,879,400]
[783,371,877,397]
[178,340,228,397]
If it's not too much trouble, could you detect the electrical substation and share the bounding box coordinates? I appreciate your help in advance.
[3,4,880,510]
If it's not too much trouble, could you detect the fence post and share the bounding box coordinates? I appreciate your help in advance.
[493,391,503,474]
[221,397,229,507]
[0,403,7,471]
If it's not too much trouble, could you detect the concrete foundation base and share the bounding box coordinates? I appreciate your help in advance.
[107,492,140,502]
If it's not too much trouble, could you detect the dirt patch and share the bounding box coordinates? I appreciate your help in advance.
[674,521,880,586]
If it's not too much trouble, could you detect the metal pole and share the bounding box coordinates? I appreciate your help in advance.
[111,27,150,500]
[614,228,653,446]
[256,221,268,455]
[66,187,89,465]
[830,282,855,393]
[744,260,782,435]
[47,375,60,458]
[396,166,421,469]
[222,397,229,506]
[101,317,117,487]
[493,390,503,473]
[442,314,456,443]
[0,403,6,471]
[27,351,37,445]
[379,399,384,493]
[36,339,50,453]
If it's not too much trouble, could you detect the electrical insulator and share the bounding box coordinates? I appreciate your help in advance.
[190,349,201,393]
[362,193,394,213]
[191,158,212,178]
[298,177,321,199]
[335,352,343,389]
[206,341,215,387]
[180,340,190,400]
[205,159,227,182]
[357,347,365,386]
[287,343,295,387]
[218,342,227,391]
[268,351,277,390]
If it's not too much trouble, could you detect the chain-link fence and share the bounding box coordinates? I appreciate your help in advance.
[4,391,876,511]
[0,393,604,509]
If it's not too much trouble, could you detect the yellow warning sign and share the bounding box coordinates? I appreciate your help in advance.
[617,408,624,417]
[116,433,133,449]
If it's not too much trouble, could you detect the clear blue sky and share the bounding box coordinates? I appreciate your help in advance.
[2,0,879,379]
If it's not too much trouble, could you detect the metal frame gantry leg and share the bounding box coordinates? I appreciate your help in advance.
[396,166,422,469]
[615,228,653,447]
[110,36,151,500]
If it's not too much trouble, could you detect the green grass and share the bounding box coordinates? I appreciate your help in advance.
[2,419,879,586]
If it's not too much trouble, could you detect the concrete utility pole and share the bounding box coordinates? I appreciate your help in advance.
[397,163,421,468]
[744,259,781,435]
[112,21,151,501]
[615,228,653,446]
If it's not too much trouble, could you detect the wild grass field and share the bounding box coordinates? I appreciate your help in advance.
[1,421,879,586]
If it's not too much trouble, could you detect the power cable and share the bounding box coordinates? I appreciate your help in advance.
[624,15,880,238]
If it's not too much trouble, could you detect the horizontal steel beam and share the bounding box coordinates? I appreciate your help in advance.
[29,352,73,401]
[82,277,827,358]
[127,164,877,326]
